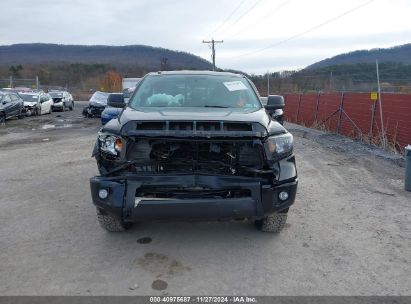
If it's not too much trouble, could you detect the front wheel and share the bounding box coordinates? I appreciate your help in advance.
[69,102,74,111]
[0,112,5,125]
[255,209,289,233]
[17,109,25,119]
[96,208,132,232]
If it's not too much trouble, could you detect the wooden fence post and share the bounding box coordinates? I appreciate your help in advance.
[296,94,302,123]
[369,101,377,138]
[314,92,321,123]
[336,92,345,134]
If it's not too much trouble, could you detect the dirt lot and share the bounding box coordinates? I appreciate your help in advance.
[0,103,410,295]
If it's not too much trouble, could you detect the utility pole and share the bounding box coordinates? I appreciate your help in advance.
[267,71,270,96]
[202,39,223,71]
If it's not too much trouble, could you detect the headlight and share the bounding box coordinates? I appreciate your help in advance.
[265,133,293,159]
[98,134,123,156]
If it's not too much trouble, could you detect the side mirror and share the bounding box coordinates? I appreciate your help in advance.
[260,97,268,105]
[264,95,284,114]
[107,94,125,108]
[272,109,284,125]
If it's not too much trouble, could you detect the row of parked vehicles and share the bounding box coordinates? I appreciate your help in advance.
[0,87,74,124]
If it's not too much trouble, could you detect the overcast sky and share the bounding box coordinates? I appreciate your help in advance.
[1,0,410,74]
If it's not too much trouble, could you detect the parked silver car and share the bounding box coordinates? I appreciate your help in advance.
[50,91,74,111]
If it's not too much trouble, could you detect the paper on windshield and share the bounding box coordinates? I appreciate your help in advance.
[223,81,248,91]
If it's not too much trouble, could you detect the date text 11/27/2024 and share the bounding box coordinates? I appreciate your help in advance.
[149,297,257,303]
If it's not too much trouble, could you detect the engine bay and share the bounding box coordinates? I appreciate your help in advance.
[102,138,271,176]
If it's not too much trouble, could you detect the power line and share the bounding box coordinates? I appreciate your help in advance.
[215,0,264,37]
[207,0,248,39]
[225,0,291,40]
[232,0,375,59]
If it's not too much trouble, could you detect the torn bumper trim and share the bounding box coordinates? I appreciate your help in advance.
[90,174,297,222]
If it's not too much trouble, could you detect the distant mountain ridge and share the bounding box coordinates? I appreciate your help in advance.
[307,43,411,69]
[0,43,212,70]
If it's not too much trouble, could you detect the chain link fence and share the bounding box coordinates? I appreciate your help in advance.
[0,77,39,89]
[283,92,411,152]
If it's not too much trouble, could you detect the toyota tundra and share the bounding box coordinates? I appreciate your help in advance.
[90,71,298,233]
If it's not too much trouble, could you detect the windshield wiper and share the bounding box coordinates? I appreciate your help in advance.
[204,105,229,108]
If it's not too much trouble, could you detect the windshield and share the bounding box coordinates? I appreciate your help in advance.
[50,92,64,98]
[129,74,261,109]
[90,91,110,103]
[122,88,134,98]
[20,94,39,102]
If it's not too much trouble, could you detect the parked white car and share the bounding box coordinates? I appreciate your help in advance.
[19,92,53,116]
[39,93,53,114]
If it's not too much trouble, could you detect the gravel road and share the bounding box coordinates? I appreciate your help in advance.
[0,104,410,295]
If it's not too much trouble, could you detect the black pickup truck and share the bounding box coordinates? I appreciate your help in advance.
[90,71,298,233]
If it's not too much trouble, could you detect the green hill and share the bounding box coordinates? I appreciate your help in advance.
[307,43,411,69]
[0,43,212,70]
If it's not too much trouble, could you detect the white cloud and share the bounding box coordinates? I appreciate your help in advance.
[1,0,410,74]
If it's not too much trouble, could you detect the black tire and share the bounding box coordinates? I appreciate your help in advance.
[255,209,289,233]
[0,112,5,125]
[96,208,132,232]
[17,109,25,119]
[69,102,74,111]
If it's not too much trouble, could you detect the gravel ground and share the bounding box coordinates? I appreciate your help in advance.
[0,105,410,295]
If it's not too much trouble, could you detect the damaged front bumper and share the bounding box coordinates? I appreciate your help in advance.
[90,157,297,222]
[51,102,64,110]
[83,104,105,117]
[24,105,40,116]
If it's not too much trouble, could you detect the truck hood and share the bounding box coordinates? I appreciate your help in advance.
[102,106,286,138]
[120,107,269,125]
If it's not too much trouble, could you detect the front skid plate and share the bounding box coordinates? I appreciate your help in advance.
[123,175,264,221]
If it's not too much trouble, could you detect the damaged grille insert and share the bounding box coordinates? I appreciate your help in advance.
[136,187,251,199]
[169,121,193,130]
[135,121,253,132]
[223,122,252,131]
[137,121,166,130]
[197,121,220,131]
[126,138,267,176]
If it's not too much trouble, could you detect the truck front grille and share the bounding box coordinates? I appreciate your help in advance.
[126,139,267,176]
[135,121,252,132]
